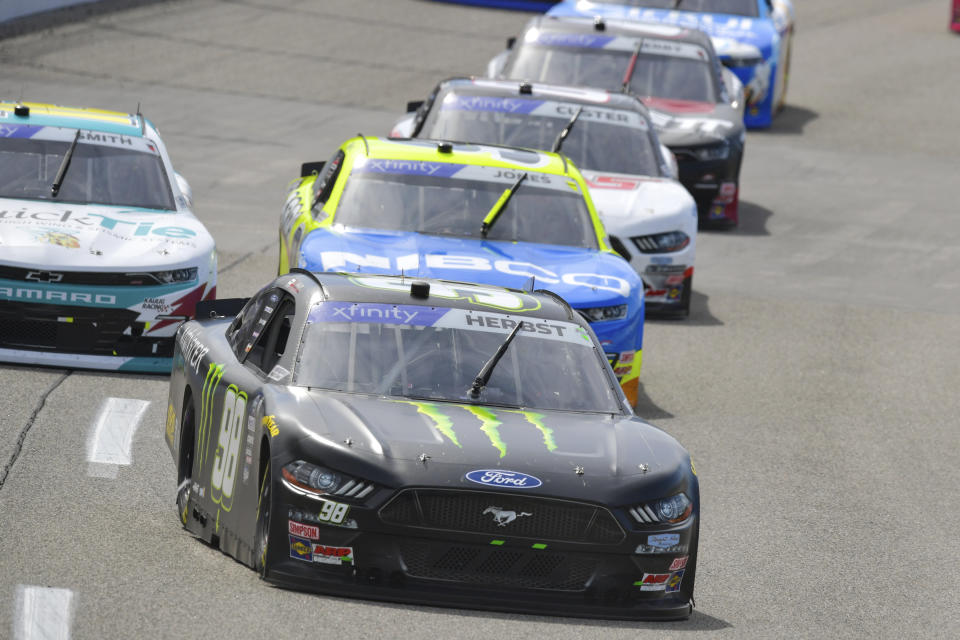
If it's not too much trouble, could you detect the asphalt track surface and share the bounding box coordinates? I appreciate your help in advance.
[1,1,958,638]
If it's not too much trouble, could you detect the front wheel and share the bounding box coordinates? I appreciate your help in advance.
[176,402,196,527]
[254,460,272,578]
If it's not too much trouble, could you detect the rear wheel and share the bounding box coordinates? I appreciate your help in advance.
[254,460,272,578]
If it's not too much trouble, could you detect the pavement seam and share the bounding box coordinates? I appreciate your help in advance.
[0,371,70,491]
[219,241,274,275]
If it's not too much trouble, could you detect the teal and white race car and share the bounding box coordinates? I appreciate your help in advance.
[0,101,216,373]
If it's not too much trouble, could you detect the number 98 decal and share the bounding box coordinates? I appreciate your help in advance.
[319,501,350,524]
[211,385,248,512]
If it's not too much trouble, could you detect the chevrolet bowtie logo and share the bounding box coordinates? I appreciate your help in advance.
[25,271,64,283]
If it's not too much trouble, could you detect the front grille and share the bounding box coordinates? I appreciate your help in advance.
[380,489,624,545]
[0,301,173,357]
[400,540,594,591]
[0,265,186,286]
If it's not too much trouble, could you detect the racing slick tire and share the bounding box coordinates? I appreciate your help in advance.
[254,459,272,579]
[176,400,196,527]
[777,36,793,114]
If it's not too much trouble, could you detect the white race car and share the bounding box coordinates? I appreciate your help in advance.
[0,101,216,372]
[392,78,698,316]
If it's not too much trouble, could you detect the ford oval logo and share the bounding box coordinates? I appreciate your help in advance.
[465,469,542,489]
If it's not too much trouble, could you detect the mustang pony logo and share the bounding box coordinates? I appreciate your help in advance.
[483,506,532,527]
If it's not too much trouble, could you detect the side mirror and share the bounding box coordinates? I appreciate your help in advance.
[174,172,193,209]
[406,100,424,113]
[506,36,516,49]
[301,161,325,177]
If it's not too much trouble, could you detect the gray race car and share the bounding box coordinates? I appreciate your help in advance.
[165,270,700,620]
[488,16,747,227]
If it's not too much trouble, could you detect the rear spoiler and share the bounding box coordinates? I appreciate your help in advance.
[195,298,248,320]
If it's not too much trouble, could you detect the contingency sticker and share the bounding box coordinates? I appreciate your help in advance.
[666,570,684,593]
[312,544,353,565]
[288,521,320,540]
[636,573,671,591]
[289,535,313,562]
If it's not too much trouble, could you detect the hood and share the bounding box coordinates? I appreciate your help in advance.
[582,171,697,237]
[295,391,689,494]
[0,199,214,270]
[644,100,744,146]
[549,2,775,52]
[299,227,640,307]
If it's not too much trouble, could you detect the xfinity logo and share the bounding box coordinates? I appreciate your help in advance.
[465,469,542,489]
[25,271,64,283]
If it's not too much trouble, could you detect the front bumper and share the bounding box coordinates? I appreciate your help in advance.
[0,300,177,372]
[270,487,698,621]
[674,151,743,228]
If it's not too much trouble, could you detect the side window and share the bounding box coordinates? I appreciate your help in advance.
[311,150,345,220]
[245,295,297,375]
[226,288,282,361]
[411,84,441,137]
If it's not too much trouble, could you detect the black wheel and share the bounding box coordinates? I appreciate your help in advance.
[254,460,272,578]
[176,401,196,527]
[678,273,692,318]
[681,520,700,606]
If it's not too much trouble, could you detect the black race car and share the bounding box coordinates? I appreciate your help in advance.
[165,270,700,620]
[488,15,747,228]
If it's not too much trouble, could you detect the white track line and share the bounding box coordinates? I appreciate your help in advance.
[86,397,150,478]
[14,585,74,640]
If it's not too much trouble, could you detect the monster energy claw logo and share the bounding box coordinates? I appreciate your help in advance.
[399,401,557,459]
[198,363,225,470]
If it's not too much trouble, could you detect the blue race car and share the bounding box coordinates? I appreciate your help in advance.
[546,0,795,128]
[430,0,558,9]
[280,136,647,405]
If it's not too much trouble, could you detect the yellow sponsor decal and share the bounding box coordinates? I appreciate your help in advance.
[262,415,279,437]
[165,403,176,446]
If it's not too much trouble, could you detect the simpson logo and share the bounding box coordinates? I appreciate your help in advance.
[289,535,313,562]
[465,469,542,489]
[669,556,688,571]
[312,544,353,565]
[288,521,320,540]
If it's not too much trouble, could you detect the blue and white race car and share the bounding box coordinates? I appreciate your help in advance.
[547,0,795,128]
[280,136,648,405]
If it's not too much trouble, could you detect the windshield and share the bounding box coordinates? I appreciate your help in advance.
[335,161,598,248]
[605,0,759,16]
[295,301,620,413]
[423,94,661,176]
[506,41,717,104]
[0,130,175,210]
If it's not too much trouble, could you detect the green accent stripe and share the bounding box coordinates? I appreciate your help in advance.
[509,410,556,452]
[490,540,505,546]
[400,401,461,448]
[531,543,547,550]
[463,406,506,458]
